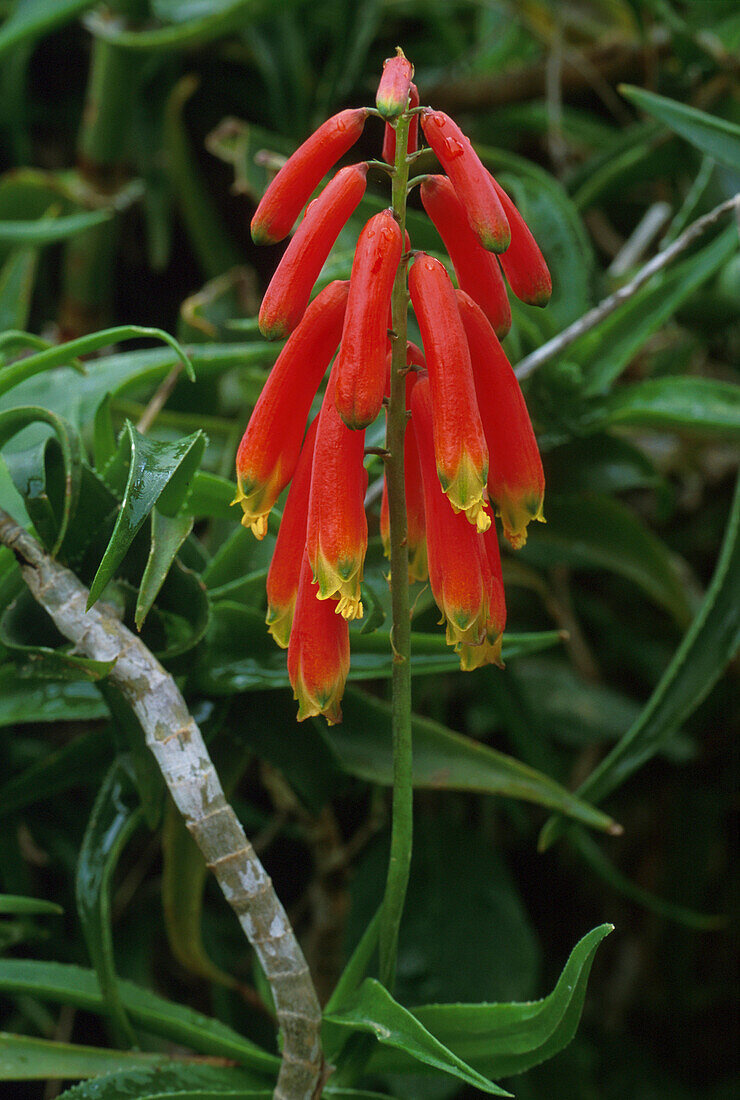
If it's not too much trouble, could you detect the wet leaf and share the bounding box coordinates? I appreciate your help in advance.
[135,509,193,629]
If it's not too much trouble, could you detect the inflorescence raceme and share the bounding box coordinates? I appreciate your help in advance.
[234,49,550,725]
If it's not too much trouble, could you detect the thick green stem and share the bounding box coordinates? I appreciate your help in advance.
[378,112,414,991]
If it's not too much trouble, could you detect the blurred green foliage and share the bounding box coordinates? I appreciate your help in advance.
[0,0,737,1097]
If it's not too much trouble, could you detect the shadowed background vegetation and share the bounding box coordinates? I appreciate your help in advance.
[0,1,737,1097]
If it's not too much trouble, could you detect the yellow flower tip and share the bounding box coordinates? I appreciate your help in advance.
[240,510,269,539]
[498,492,545,550]
[294,677,344,725]
[441,453,489,531]
[458,633,504,671]
[336,595,363,621]
[266,605,292,649]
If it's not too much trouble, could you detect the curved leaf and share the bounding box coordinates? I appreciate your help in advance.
[85,0,283,50]
[58,1062,271,1098]
[87,422,206,607]
[541,472,740,849]
[521,492,694,626]
[620,85,740,173]
[0,0,95,57]
[0,959,279,1073]
[598,376,740,437]
[0,1033,167,1080]
[76,762,143,1047]
[325,979,511,1096]
[0,208,113,245]
[322,688,618,834]
[0,725,110,815]
[365,925,613,1079]
[0,895,63,916]
[135,509,193,629]
[0,405,82,552]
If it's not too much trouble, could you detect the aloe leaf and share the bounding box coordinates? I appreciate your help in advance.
[620,84,740,173]
[0,894,63,916]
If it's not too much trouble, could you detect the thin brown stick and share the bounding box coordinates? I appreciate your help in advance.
[0,509,325,1100]
[515,194,739,382]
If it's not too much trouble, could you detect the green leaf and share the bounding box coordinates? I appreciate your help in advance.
[570,227,737,395]
[57,1063,271,1098]
[0,208,113,245]
[198,602,564,692]
[326,979,511,1096]
[0,587,117,679]
[0,0,95,57]
[545,434,662,496]
[598,376,740,437]
[520,493,693,627]
[0,959,279,1073]
[620,84,740,173]
[87,422,206,607]
[0,725,110,815]
[85,0,283,49]
[0,1032,168,1080]
[188,471,237,519]
[161,799,237,989]
[367,925,613,1079]
[0,894,63,916]
[0,325,194,398]
[540,472,740,850]
[136,509,194,629]
[0,246,37,330]
[76,762,143,1047]
[0,405,82,552]
[322,688,618,833]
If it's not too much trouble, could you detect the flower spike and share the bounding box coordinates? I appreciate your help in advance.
[456,289,545,547]
[408,253,490,532]
[420,174,511,338]
[307,370,368,619]
[234,280,348,538]
[251,108,369,245]
[259,163,367,340]
[376,48,414,120]
[420,110,510,253]
[288,552,350,725]
[334,210,403,431]
[265,416,318,648]
[382,83,419,164]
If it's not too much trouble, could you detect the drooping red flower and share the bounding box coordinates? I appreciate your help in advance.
[490,177,552,307]
[306,370,368,620]
[234,280,348,538]
[250,108,369,245]
[412,374,502,663]
[408,253,490,532]
[265,416,318,649]
[376,48,414,119]
[288,552,350,725]
[382,83,419,164]
[420,109,510,253]
[420,174,511,339]
[258,163,368,340]
[456,289,545,548]
[334,210,403,430]
[456,523,506,671]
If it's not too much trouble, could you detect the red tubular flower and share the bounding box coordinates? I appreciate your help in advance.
[265,416,318,648]
[412,375,500,659]
[490,177,552,307]
[306,370,368,619]
[380,345,427,583]
[250,108,369,245]
[420,174,511,339]
[258,163,368,340]
[408,253,490,532]
[334,210,403,430]
[376,48,414,119]
[420,110,510,253]
[234,280,348,538]
[457,524,506,670]
[382,83,419,164]
[456,289,545,548]
[288,552,350,725]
